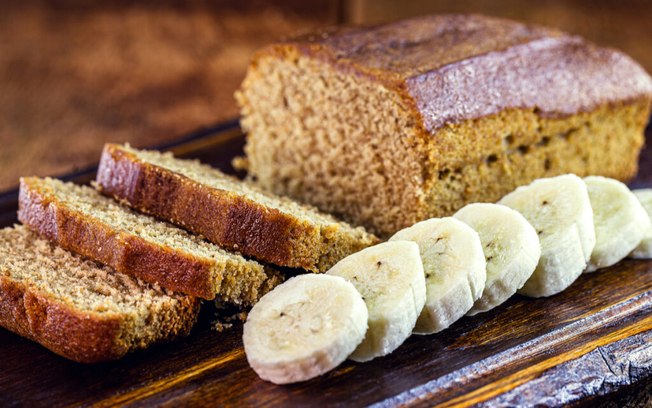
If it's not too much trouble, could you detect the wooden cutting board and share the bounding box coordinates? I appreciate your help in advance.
[1,122,651,407]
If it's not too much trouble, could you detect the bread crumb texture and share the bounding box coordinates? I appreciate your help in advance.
[0,225,199,363]
[97,144,377,271]
[19,176,278,304]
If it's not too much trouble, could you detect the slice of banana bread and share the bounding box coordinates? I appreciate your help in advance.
[237,14,652,237]
[18,177,282,303]
[0,225,199,363]
[96,143,377,272]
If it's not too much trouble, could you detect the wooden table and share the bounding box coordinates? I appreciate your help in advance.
[0,122,651,407]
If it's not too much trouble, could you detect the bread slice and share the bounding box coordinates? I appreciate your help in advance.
[18,177,282,303]
[236,14,652,236]
[0,225,199,363]
[95,143,378,272]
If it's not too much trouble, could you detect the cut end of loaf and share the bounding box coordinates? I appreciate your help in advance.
[0,225,199,363]
[238,50,429,237]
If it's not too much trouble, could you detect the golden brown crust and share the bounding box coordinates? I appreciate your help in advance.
[18,178,217,300]
[96,144,372,271]
[0,225,200,363]
[0,275,198,363]
[0,275,125,362]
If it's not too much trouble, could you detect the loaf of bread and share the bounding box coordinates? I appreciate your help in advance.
[18,177,282,303]
[237,14,652,236]
[96,143,377,272]
[0,225,199,363]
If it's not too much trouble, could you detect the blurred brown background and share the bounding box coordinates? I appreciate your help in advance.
[1,0,651,192]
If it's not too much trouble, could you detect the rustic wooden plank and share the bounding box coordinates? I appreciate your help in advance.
[86,263,650,408]
[476,329,652,407]
[0,124,651,406]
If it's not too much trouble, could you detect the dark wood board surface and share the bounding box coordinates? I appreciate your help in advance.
[1,122,651,407]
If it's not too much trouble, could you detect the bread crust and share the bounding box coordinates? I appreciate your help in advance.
[0,275,198,363]
[18,178,247,301]
[257,15,652,132]
[96,144,373,271]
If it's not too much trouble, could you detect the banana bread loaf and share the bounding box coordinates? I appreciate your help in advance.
[19,177,282,303]
[0,225,199,363]
[96,143,377,272]
[237,14,652,236]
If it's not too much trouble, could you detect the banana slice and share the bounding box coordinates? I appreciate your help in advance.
[326,241,426,362]
[389,217,486,334]
[584,176,650,271]
[454,203,541,315]
[498,174,595,297]
[243,274,368,384]
[630,189,652,259]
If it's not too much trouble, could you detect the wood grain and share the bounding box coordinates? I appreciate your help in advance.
[0,124,651,407]
[477,330,652,407]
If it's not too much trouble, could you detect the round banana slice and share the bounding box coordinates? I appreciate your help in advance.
[498,174,595,297]
[454,203,541,315]
[630,189,652,259]
[326,241,426,362]
[389,217,486,335]
[243,274,368,384]
[584,176,650,271]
